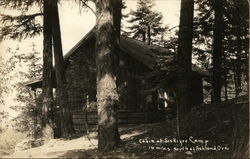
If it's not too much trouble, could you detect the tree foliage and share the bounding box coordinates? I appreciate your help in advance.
[0,57,13,104]
[0,0,43,41]
[193,0,249,101]
[3,44,43,137]
[0,0,90,139]
[126,0,166,45]
[0,0,42,11]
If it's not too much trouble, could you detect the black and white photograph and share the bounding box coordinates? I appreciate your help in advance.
[0,0,249,158]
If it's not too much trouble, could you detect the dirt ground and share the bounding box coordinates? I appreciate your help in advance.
[2,96,248,159]
[2,122,232,159]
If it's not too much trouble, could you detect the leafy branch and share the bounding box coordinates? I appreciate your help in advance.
[0,13,43,41]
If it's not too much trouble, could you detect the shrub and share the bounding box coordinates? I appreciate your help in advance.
[0,129,26,156]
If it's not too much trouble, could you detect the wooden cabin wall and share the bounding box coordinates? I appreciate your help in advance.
[65,38,96,111]
[118,50,158,112]
[64,38,158,112]
[63,38,166,131]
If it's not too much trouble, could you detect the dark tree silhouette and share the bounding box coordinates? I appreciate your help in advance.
[212,0,223,102]
[51,0,75,137]
[193,0,248,101]
[41,0,54,141]
[175,0,194,115]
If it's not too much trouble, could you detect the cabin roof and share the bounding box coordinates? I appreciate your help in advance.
[23,78,42,88]
[63,28,169,70]
[25,27,210,88]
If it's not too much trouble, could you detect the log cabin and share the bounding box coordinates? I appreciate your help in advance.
[25,28,209,132]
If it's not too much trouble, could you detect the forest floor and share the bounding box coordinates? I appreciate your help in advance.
[1,96,248,159]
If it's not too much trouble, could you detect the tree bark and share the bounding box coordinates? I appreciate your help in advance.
[235,28,242,97]
[95,0,120,150]
[42,0,54,142]
[51,0,75,137]
[176,0,194,115]
[224,77,228,100]
[212,0,223,103]
[112,0,122,144]
[147,25,151,45]
[113,0,122,74]
[142,31,146,43]
[223,54,228,101]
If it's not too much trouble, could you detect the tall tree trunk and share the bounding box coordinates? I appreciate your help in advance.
[176,0,194,115]
[235,28,242,97]
[42,0,54,142]
[51,0,75,137]
[224,76,228,100]
[142,31,146,43]
[113,0,122,144]
[212,0,223,103]
[223,53,228,101]
[113,0,122,73]
[95,0,120,150]
[147,25,151,45]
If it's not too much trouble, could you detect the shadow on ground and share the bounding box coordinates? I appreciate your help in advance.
[59,96,248,159]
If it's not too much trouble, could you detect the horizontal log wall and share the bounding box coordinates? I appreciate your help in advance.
[118,50,154,111]
[72,110,165,132]
[62,37,166,132]
[65,38,97,111]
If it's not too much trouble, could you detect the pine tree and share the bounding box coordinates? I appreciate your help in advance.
[95,0,121,150]
[0,0,43,41]
[0,56,15,104]
[6,44,43,137]
[126,0,165,45]
[211,0,224,103]
[0,0,82,138]
[193,0,248,101]
[41,0,54,142]
[175,0,194,115]
[51,0,75,137]
[0,0,54,141]
[224,0,249,97]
